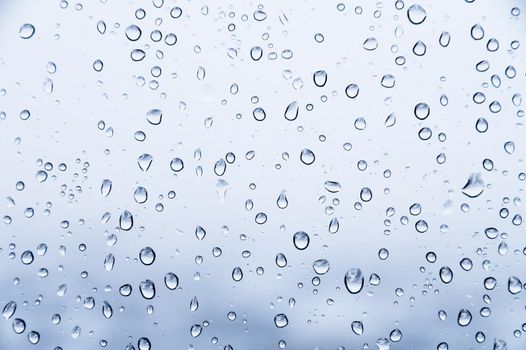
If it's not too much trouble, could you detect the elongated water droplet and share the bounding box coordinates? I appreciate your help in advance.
[345,268,364,294]
[329,217,340,234]
[439,266,453,284]
[119,210,133,231]
[102,301,113,319]
[2,301,16,319]
[139,279,156,299]
[284,101,299,121]
[277,191,288,209]
[214,159,227,176]
[313,70,327,87]
[164,273,179,290]
[232,267,243,282]
[100,179,112,197]
[104,253,115,271]
[195,226,206,240]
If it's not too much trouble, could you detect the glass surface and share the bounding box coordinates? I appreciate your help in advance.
[0,0,525,349]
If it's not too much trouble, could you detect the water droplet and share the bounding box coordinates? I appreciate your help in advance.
[100,179,112,197]
[407,4,426,25]
[508,276,522,294]
[253,10,267,21]
[102,301,113,319]
[137,154,153,171]
[462,173,484,198]
[164,273,179,290]
[12,318,25,334]
[414,103,430,120]
[126,25,142,41]
[439,266,453,284]
[232,267,243,282]
[276,253,287,267]
[284,101,299,121]
[300,149,315,165]
[138,337,151,350]
[2,301,16,319]
[131,49,146,61]
[139,247,156,265]
[324,181,341,193]
[19,23,35,39]
[360,187,372,202]
[381,74,396,88]
[358,29,378,47]
[274,313,288,328]
[253,107,266,121]
[351,321,364,335]
[277,191,288,209]
[139,279,156,299]
[119,210,133,231]
[146,109,162,125]
[250,46,263,61]
[28,331,40,344]
[21,250,34,265]
[313,259,330,275]
[195,226,206,240]
[170,158,184,172]
[471,24,484,40]
[344,268,364,294]
[293,231,309,250]
[214,159,227,176]
[345,84,360,98]
[457,309,472,327]
[190,324,202,337]
[313,70,327,87]
[134,186,148,203]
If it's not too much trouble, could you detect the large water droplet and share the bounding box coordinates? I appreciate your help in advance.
[344,268,364,294]
[19,23,35,39]
[139,247,156,265]
[313,259,330,275]
[284,101,299,121]
[407,4,427,25]
[457,309,472,327]
[125,24,142,41]
[119,210,133,231]
[146,109,162,125]
[274,313,288,328]
[300,149,315,165]
[139,279,156,299]
[293,231,309,250]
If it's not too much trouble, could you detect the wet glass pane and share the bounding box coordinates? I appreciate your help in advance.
[0,1,525,349]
